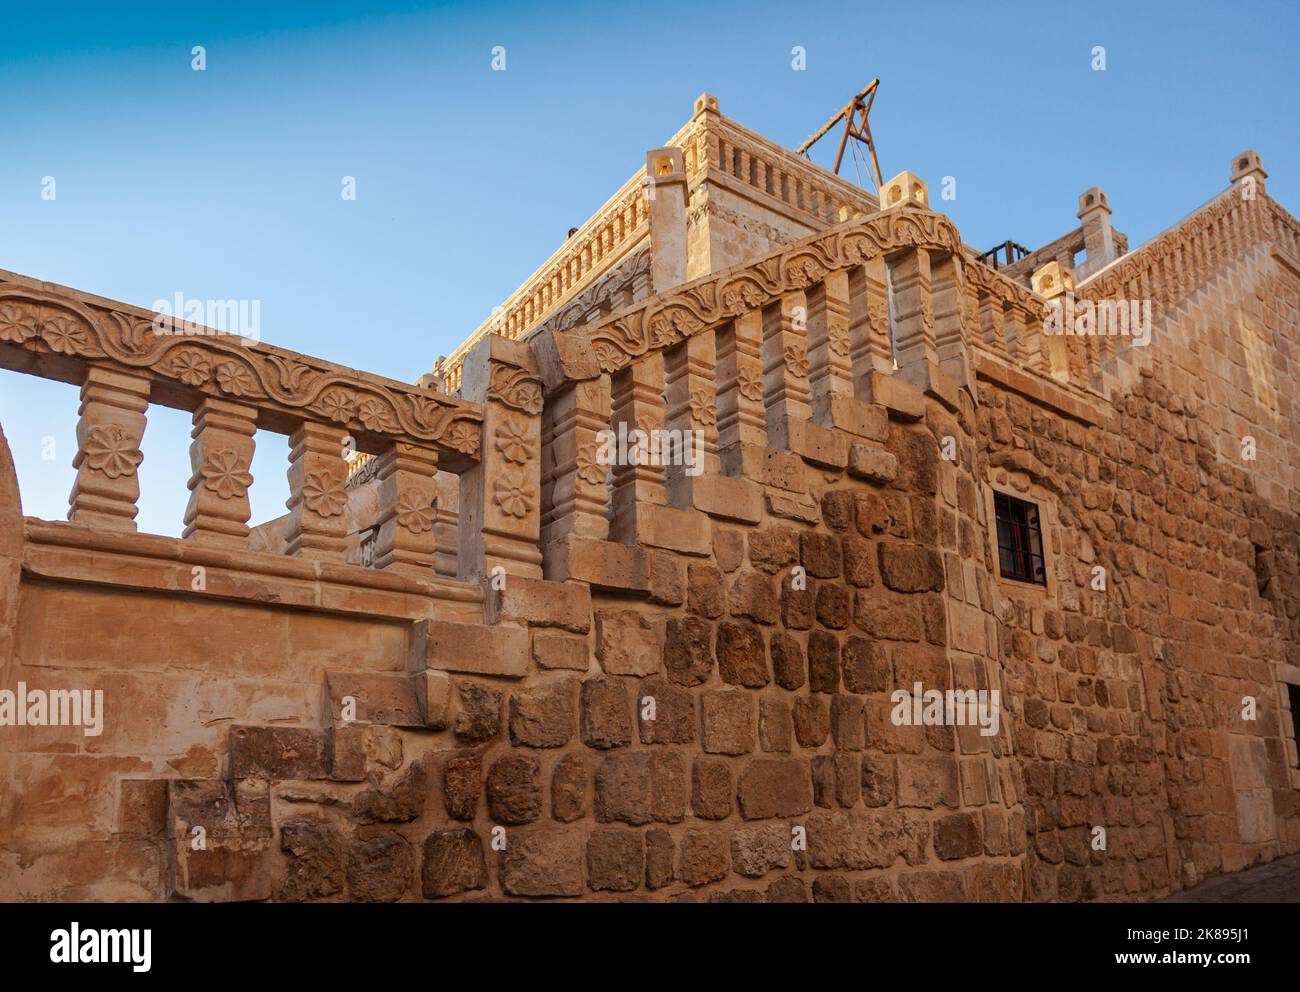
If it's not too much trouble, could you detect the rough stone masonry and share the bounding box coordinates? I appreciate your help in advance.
[0,98,1296,903]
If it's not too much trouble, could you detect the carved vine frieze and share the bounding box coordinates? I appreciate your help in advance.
[0,289,483,458]
[488,365,544,415]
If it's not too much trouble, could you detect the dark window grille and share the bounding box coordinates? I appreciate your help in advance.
[1289,684,1300,768]
[994,491,1046,586]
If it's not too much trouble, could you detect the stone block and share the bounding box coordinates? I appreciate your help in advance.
[596,610,665,676]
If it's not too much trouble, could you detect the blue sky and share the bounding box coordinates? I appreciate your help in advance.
[1,0,1296,533]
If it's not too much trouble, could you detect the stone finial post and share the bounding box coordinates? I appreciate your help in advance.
[458,334,544,583]
[68,366,150,531]
[1076,187,1116,278]
[646,147,688,293]
[182,398,257,546]
[285,422,351,561]
[1230,150,1267,197]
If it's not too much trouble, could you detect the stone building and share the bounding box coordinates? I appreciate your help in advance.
[0,95,1296,902]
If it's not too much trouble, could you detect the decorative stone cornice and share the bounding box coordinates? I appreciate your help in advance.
[582,206,962,373]
[0,275,483,460]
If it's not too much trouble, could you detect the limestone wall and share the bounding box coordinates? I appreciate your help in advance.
[0,177,1297,903]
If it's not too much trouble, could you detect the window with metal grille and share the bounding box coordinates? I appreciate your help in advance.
[994,491,1046,586]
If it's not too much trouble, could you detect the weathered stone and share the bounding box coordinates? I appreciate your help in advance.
[934,811,983,860]
[587,828,644,892]
[759,697,793,753]
[551,752,588,823]
[680,830,730,887]
[354,759,428,824]
[278,819,344,901]
[324,671,424,728]
[664,616,713,686]
[861,754,897,807]
[645,828,675,889]
[490,574,591,633]
[815,584,851,629]
[580,675,632,749]
[486,753,543,824]
[781,582,816,630]
[878,542,945,593]
[596,610,665,676]
[807,629,841,693]
[230,726,327,781]
[687,562,726,618]
[831,695,865,751]
[636,677,696,744]
[730,823,791,878]
[813,875,854,902]
[842,636,890,693]
[842,535,875,586]
[748,527,800,574]
[737,758,813,819]
[767,876,809,903]
[692,758,734,820]
[442,753,480,821]
[805,809,928,870]
[532,631,589,671]
[421,828,487,898]
[716,620,769,687]
[712,527,745,572]
[770,631,807,690]
[792,696,830,747]
[508,680,576,747]
[594,751,686,824]
[800,532,842,578]
[500,829,583,897]
[346,834,414,903]
[701,688,754,754]
[728,571,779,624]
[455,681,503,744]
[896,755,961,809]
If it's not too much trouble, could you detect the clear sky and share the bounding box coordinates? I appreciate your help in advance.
[1,0,1296,534]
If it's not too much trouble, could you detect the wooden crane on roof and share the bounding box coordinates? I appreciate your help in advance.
[796,80,883,193]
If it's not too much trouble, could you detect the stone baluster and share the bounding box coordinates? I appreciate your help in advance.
[542,374,612,547]
[68,366,150,531]
[761,291,813,450]
[978,292,1009,356]
[182,398,257,547]
[931,253,972,393]
[716,311,769,478]
[458,335,544,582]
[610,353,667,543]
[663,332,720,506]
[806,272,855,429]
[889,248,939,393]
[372,442,439,578]
[432,470,460,579]
[847,257,893,401]
[285,422,351,561]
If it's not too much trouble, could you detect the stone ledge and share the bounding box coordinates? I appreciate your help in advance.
[409,619,529,678]
[974,351,1113,428]
[22,519,484,624]
[487,574,592,633]
[692,473,763,524]
[868,371,925,422]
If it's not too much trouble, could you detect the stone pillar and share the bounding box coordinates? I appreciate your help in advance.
[931,253,973,395]
[68,366,150,532]
[848,257,894,401]
[183,398,257,547]
[1031,261,1071,382]
[610,354,667,542]
[716,310,769,478]
[806,272,855,426]
[646,147,688,293]
[432,470,460,579]
[372,441,439,578]
[541,374,612,546]
[761,291,814,450]
[888,249,938,392]
[458,334,543,582]
[285,422,350,561]
[1076,187,1116,279]
[664,332,720,506]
